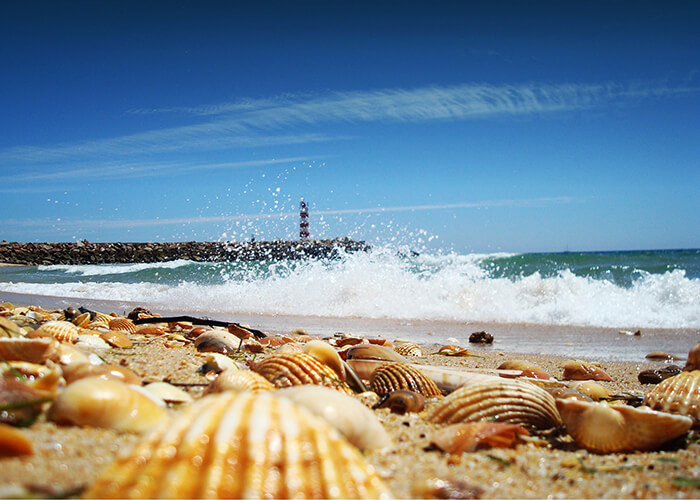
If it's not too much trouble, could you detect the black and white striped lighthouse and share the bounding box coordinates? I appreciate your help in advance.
[299,199,310,240]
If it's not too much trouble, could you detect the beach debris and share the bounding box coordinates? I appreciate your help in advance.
[618,329,642,336]
[556,398,693,453]
[207,368,275,394]
[638,365,682,384]
[277,385,393,451]
[645,351,682,362]
[369,362,443,397]
[643,370,700,425]
[497,359,551,380]
[126,307,158,321]
[303,339,346,380]
[562,360,613,381]
[0,337,60,364]
[62,362,142,386]
[429,422,529,454]
[48,377,168,433]
[252,352,354,394]
[0,422,33,456]
[83,392,391,499]
[469,331,494,344]
[394,342,423,357]
[425,378,562,431]
[412,478,484,500]
[436,344,480,357]
[28,321,79,344]
[143,381,193,405]
[133,314,267,339]
[373,390,426,414]
[685,342,700,371]
[568,381,612,401]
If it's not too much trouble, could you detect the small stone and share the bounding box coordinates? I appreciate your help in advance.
[469,331,494,344]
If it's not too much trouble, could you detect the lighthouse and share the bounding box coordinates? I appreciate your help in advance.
[299,199,310,240]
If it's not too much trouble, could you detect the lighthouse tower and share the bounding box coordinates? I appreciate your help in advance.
[299,199,310,240]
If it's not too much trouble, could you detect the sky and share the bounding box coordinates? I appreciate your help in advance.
[1,0,698,253]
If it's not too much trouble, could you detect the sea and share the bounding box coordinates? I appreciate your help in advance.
[1,247,698,361]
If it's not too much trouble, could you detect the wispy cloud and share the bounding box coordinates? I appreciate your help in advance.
[2,81,695,166]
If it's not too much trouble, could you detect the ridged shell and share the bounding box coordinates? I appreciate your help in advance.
[93,312,114,324]
[71,312,91,328]
[31,321,79,343]
[0,337,59,364]
[276,385,393,451]
[207,369,276,394]
[48,377,168,433]
[370,362,442,397]
[253,352,353,394]
[425,378,562,430]
[394,342,423,357]
[108,318,137,334]
[556,398,693,453]
[643,370,700,425]
[83,392,390,499]
[303,340,345,380]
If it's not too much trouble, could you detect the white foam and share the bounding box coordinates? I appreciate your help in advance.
[37,259,195,276]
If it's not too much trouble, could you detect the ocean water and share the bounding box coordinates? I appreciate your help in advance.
[1,247,699,330]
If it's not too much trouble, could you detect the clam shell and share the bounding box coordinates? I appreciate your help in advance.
[29,321,79,343]
[429,422,529,454]
[562,360,613,381]
[569,381,611,401]
[61,362,142,386]
[303,340,345,380]
[346,344,407,363]
[253,352,353,394]
[394,342,423,357]
[556,398,693,453]
[425,378,562,430]
[643,370,700,425]
[135,326,166,336]
[194,330,241,354]
[207,369,276,394]
[143,382,193,404]
[373,390,426,414]
[685,342,700,371]
[370,362,442,397]
[0,337,59,364]
[276,385,393,451]
[71,312,91,328]
[83,392,390,499]
[48,377,168,433]
[108,318,137,334]
[498,359,551,380]
[100,330,133,348]
[0,422,33,457]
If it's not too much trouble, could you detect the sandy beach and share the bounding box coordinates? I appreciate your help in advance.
[0,298,698,498]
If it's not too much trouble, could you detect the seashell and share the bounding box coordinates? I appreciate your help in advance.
[0,422,33,457]
[188,326,212,337]
[93,312,113,324]
[645,351,681,362]
[545,387,593,402]
[369,362,442,397]
[425,378,562,430]
[0,361,54,381]
[71,312,91,328]
[86,320,110,330]
[394,342,423,357]
[498,359,551,380]
[685,342,700,371]
[76,334,112,349]
[274,342,304,355]
[143,382,193,404]
[48,377,168,433]
[303,339,345,380]
[336,336,365,347]
[643,370,700,425]
[29,321,79,343]
[429,422,529,454]
[135,325,165,336]
[100,330,133,348]
[373,390,426,414]
[108,318,137,334]
[61,362,142,386]
[0,337,59,364]
[198,353,242,376]
[412,479,484,500]
[436,345,479,357]
[126,307,156,320]
[277,385,393,451]
[638,365,682,384]
[556,398,693,453]
[83,392,391,499]
[253,352,353,394]
[194,330,241,354]
[0,317,23,337]
[0,377,52,426]
[569,381,611,401]
[346,344,407,363]
[207,368,275,394]
[562,360,613,381]
[368,338,392,347]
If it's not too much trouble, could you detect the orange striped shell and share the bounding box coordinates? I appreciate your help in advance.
[108,318,137,334]
[370,362,442,397]
[30,321,79,343]
[253,352,353,394]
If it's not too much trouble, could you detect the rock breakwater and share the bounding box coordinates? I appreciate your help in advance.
[0,238,369,266]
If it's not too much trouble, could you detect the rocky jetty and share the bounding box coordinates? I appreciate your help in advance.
[0,238,369,266]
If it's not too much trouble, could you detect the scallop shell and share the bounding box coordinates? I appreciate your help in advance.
[0,337,59,364]
[394,342,423,357]
[253,352,354,394]
[276,385,393,451]
[71,312,91,328]
[685,342,700,371]
[370,362,442,397]
[93,312,114,324]
[29,321,79,343]
[303,340,345,380]
[643,370,700,425]
[562,360,613,381]
[556,398,693,453]
[425,378,562,430]
[83,392,391,499]
[108,318,137,334]
[207,369,276,394]
[48,377,168,433]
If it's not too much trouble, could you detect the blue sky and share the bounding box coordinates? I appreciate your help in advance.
[1,0,698,253]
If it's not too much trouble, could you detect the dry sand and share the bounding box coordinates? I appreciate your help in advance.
[0,304,698,498]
